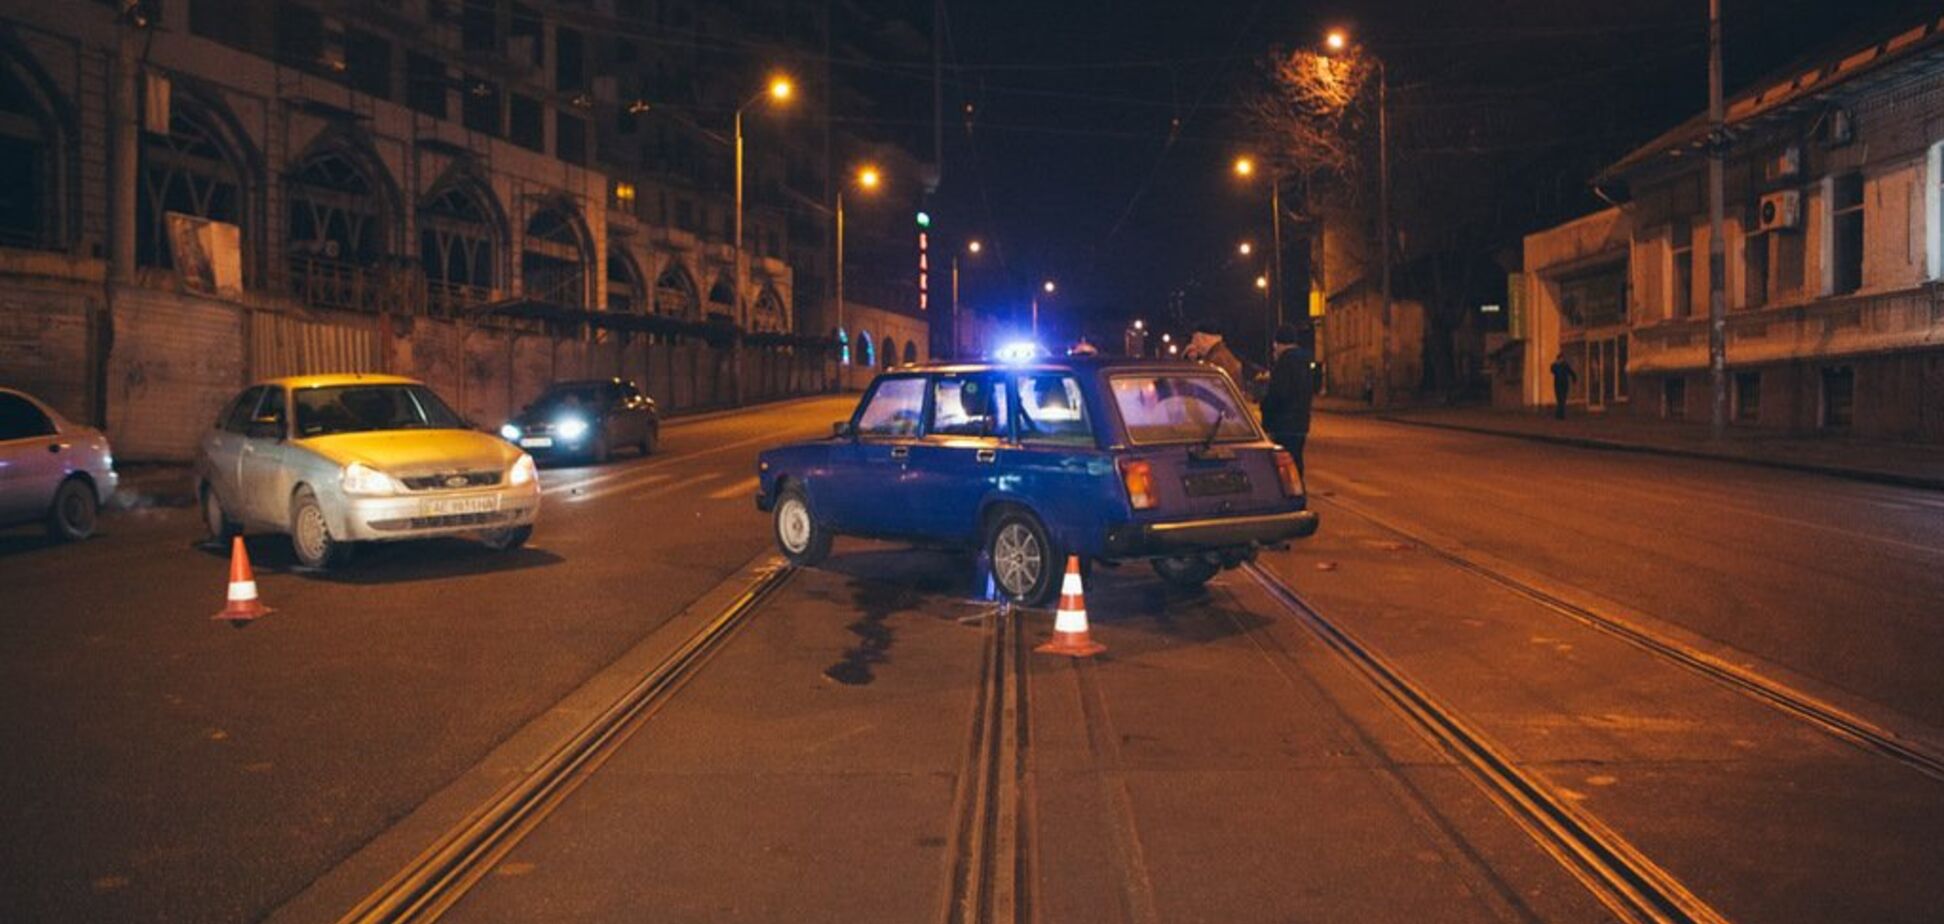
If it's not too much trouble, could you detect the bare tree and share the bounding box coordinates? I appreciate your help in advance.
[1244,47,1373,194]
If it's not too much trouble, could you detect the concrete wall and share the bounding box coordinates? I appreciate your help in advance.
[1319,285,1424,399]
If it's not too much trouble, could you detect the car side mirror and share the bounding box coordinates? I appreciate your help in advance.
[831,420,855,439]
[247,416,284,441]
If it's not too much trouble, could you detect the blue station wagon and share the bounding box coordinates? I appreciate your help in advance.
[755,358,1318,605]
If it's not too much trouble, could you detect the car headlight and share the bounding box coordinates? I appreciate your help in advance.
[341,461,401,496]
[508,454,537,487]
[554,416,590,441]
[499,423,522,441]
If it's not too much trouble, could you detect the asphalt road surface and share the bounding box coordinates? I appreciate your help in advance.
[3,402,1941,923]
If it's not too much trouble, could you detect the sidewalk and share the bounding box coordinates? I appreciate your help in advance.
[1329,401,1944,491]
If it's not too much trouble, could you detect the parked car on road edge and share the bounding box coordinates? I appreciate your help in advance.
[0,387,118,541]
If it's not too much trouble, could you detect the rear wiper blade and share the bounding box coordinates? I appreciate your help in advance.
[1200,408,1228,452]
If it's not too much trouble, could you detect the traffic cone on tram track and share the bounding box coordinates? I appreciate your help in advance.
[212,536,273,626]
[1035,555,1105,657]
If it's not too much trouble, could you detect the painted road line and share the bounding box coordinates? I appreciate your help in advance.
[705,476,761,501]
[624,472,721,503]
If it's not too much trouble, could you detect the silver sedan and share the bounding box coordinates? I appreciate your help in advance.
[0,387,118,541]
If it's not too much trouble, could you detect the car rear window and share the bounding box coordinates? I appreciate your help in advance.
[1108,373,1258,445]
[1015,374,1093,446]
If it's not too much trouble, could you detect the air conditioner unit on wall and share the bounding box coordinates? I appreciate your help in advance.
[1759,190,1802,231]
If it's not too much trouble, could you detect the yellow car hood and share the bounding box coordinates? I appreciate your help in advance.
[300,429,521,475]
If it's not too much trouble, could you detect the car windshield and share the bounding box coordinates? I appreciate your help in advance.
[293,384,466,437]
[1108,373,1259,445]
[532,384,607,413]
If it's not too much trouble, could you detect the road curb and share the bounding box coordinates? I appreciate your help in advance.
[1373,414,1944,492]
[661,391,851,428]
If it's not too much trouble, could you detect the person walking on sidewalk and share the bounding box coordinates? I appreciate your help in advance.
[1550,352,1578,420]
[1261,324,1316,476]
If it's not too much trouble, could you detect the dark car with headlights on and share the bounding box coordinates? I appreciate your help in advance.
[755,357,1318,606]
[499,379,659,464]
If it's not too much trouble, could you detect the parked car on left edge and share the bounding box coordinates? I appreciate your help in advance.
[195,374,540,569]
[0,387,118,541]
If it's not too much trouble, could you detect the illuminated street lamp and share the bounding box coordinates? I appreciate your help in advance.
[951,238,988,359]
[1031,279,1056,336]
[1132,319,1145,330]
[1255,275,1269,290]
[1233,153,1284,352]
[1323,27,1392,407]
[967,239,983,254]
[735,72,795,334]
[1238,241,1253,256]
[835,163,882,356]
[1232,156,1255,178]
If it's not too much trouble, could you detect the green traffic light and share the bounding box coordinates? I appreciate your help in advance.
[916,211,931,228]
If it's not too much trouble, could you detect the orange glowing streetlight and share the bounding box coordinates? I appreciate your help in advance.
[1238,241,1254,256]
[735,71,798,360]
[966,239,983,254]
[1232,156,1255,178]
[767,74,795,102]
[836,163,883,349]
[1324,28,1348,52]
[1255,275,1270,290]
[856,165,881,189]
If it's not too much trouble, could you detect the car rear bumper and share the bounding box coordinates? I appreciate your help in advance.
[335,485,540,541]
[1103,508,1318,557]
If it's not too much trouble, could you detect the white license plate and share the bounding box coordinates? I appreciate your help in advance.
[519,437,554,448]
[423,495,500,517]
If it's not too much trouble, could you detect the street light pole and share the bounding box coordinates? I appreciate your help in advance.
[1377,57,1393,408]
[834,188,846,348]
[950,256,960,358]
[1706,0,1728,439]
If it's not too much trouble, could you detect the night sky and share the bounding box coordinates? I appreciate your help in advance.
[837,0,1935,351]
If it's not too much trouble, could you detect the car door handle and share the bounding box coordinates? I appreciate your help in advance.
[889,446,910,460]
[975,449,997,463]
[47,442,66,453]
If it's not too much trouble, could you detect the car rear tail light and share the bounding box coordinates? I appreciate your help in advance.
[1121,459,1157,510]
[1273,450,1304,497]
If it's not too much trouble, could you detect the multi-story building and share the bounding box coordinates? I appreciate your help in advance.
[0,0,928,459]
[1520,12,1944,441]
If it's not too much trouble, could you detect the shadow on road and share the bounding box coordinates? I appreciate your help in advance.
[191,534,565,583]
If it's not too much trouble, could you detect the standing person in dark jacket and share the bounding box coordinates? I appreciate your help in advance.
[1550,351,1578,420]
[1260,324,1316,476]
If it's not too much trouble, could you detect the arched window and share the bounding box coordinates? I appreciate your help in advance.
[138,98,251,270]
[706,268,735,307]
[0,48,66,251]
[882,337,897,369]
[286,138,396,309]
[835,327,850,365]
[903,341,918,365]
[751,285,786,332]
[522,203,589,307]
[858,330,875,368]
[653,261,699,319]
[419,177,503,311]
[606,246,645,313]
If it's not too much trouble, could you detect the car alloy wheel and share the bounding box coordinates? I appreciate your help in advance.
[290,487,350,570]
[992,521,1045,601]
[772,485,831,566]
[47,478,97,541]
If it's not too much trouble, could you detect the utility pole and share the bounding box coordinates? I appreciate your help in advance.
[104,4,147,429]
[1377,60,1393,409]
[1706,0,1728,439]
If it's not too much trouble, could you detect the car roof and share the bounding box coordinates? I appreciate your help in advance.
[538,378,628,389]
[257,373,424,389]
[885,357,1227,377]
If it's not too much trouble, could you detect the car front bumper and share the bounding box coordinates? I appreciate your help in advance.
[1103,508,1319,557]
[333,484,541,542]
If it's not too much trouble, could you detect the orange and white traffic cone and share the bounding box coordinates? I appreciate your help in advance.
[212,536,272,625]
[1035,555,1105,657]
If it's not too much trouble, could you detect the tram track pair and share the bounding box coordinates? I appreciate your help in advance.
[1310,491,1944,784]
[941,604,1033,924]
[1242,562,1729,924]
[336,563,796,924]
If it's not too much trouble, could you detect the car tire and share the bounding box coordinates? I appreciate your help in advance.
[639,424,657,457]
[1151,555,1219,590]
[773,484,831,566]
[481,524,532,551]
[289,486,352,570]
[46,477,98,542]
[987,508,1060,607]
[201,482,240,542]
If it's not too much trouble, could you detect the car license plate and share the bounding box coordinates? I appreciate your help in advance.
[519,437,554,448]
[423,495,500,517]
[1182,470,1251,497]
